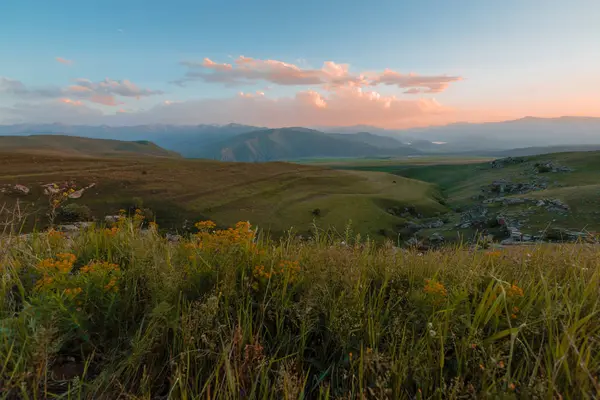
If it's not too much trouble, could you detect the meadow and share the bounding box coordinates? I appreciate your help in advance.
[1,213,599,399]
[0,152,445,239]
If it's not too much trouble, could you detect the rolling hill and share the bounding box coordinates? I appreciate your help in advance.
[0,151,446,238]
[0,135,180,158]
[198,127,420,161]
[334,150,600,242]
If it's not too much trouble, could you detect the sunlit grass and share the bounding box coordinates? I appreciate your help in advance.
[1,218,599,398]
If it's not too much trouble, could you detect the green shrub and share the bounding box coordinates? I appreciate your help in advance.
[57,203,93,222]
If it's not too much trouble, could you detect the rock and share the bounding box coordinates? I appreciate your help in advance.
[105,215,121,224]
[1,184,31,196]
[57,224,80,232]
[535,161,573,173]
[68,189,85,199]
[429,232,445,244]
[405,237,421,247]
[536,200,546,207]
[166,233,182,242]
[13,184,30,195]
[490,157,526,169]
[503,198,526,205]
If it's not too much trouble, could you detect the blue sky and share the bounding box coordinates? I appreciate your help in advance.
[1,0,599,127]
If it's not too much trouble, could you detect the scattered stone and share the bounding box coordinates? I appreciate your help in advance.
[535,161,573,173]
[429,232,445,244]
[13,184,30,195]
[0,184,31,196]
[490,157,526,169]
[56,224,80,233]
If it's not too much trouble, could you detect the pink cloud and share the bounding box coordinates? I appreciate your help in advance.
[72,78,163,97]
[177,56,461,94]
[55,57,73,65]
[124,87,453,128]
[372,69,462,93]
[59,98,83,106]
[89,95,120,106]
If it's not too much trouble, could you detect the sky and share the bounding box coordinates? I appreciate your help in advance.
[1,0,599,128]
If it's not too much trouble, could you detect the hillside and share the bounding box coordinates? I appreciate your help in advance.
[0,152,445,238]
[0,135,180,158]
[199,128,419,161]
[335,150,600,244]
[0,123,262,158]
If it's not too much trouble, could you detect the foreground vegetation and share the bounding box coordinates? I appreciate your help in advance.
[1,214,599,399]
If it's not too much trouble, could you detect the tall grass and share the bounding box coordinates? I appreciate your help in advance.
[1,216,599,399]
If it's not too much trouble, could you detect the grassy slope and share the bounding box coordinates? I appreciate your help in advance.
[1,218,598,398]
[0,152,445,238]
[334,151,600,235]
[0,135,180,158]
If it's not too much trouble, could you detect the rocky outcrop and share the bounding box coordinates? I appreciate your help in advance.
[535,161,573,173]
[490,157,526,169]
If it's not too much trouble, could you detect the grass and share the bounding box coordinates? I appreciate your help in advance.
[0,152,445,239]
[333,151,600,237]
[1,215,599,399]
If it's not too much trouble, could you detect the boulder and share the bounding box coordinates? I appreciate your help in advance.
[13,184,30,195]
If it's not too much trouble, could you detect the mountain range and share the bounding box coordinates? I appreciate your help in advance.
[1,116,599,161]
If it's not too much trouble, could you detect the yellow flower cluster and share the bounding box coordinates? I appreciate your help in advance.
[193,220,256,251]
[104,277,118,292]
[424,279,448,298]
[278,260,300,280]
[48,230,65,239]
[80,261,120,274]
[65,287,82,297]
[104,226,119,237]
[253,265,272,279]
[195,220,216,231]
[81,261,121,293]
[253,260,301,283]
[507,283,524,298]
[37,253,76,274]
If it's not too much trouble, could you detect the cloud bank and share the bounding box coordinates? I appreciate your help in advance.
[1,55,466,127]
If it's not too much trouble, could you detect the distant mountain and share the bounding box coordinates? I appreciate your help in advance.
[0,135,180,158]
[327,132,406,149]
[198,128,420,162]
[2,116,600,158]
[0,123,262,157]
[318,117,600,151]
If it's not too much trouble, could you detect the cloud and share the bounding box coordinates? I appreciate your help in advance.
[59,98,84,106]
[1,99,104,124]
[175,56,460,94]
[0,85,463,128]
[372,69,462,93]
[71,78,163,98]
[55,57,73,65]
[0,77,63,98]
[1,76,162,107]
[178,56,363,87]
[89,94,120,106]
[111,87,453,128]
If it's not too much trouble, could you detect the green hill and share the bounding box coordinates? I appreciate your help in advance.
[0,152,445,238]
[199,128,419,161]
[335,151,600,240]
[0,135,180,158]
